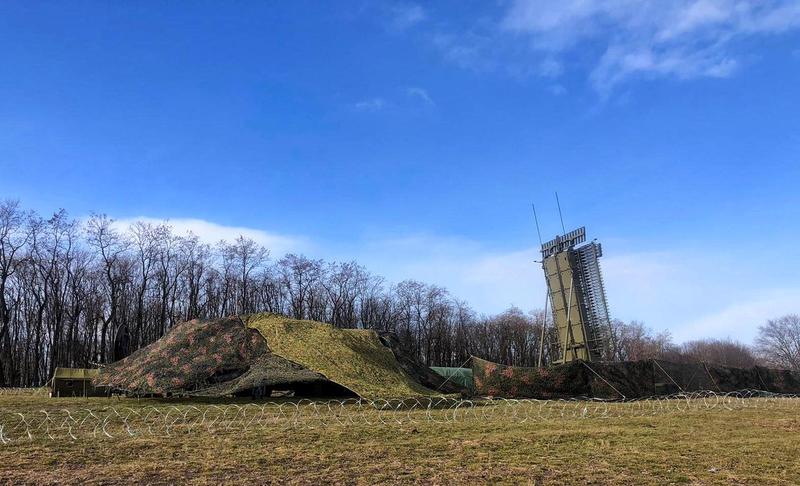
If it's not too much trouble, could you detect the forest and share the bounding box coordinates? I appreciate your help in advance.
[0,199,794,387]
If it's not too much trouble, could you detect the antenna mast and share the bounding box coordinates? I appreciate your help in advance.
[555,192,566,236]
[532,203,549,368]
[531,203,543,247]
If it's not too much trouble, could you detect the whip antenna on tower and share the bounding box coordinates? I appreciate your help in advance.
[531,203,544,247]
[532,203,548,367]
[555,192,566,236]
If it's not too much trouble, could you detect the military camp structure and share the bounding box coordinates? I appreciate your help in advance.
[50,368,108,397]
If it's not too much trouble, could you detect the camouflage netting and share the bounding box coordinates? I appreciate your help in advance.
[472,357,589,399]
[96,315,458,398]
[472,357,800,399]
[245,314,441,397]
[96,316,341,397]
[377,332,466,395]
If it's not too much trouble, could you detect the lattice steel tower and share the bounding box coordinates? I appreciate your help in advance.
[540,227,610,363]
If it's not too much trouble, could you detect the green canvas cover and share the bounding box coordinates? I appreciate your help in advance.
[430,367,474,391]
[51,368,105,397]
[53,368,100,380]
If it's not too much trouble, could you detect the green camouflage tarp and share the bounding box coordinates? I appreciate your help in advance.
[471,356,800,399]
[97,315,458,398]
[96,316,327,396]
[430,367,474,391]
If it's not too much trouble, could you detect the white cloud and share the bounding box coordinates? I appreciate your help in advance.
[502,0,800,47]
[353,89,434,113]
[110,217,310,256]
[600,249,800,343]
[677,288,800,343]
[433,0,800,92]
[353,234,543,313]
[431,32,498,72]
[539,57,563,78]
[405,87,435,105]
[590,44,738,94]
[388,3,427,31]
[353,97,387,112]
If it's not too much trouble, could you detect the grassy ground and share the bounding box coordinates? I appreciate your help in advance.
[2,394,799,485]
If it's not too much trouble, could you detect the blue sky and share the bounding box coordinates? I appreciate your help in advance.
[2,1,799,343]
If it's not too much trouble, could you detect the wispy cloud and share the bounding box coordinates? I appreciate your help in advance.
[678,288,800,342]
[353,88,435,112]
[353,234,542,313]
[429,0,800,93]
[431,32,497,72]
[599,249,800,342]
[387,3,427,31]
[110,217,310,257]
[353,97,387,112]
[405,87,435,105]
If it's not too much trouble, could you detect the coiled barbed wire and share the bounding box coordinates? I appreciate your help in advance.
[0,387,48,396]
[1,390,798,444]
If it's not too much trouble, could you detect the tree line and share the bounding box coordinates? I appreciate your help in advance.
[1,200,797,387]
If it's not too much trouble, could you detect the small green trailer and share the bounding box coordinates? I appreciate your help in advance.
[50,368,108,397]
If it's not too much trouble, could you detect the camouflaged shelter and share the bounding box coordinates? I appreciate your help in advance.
[471,357,800,399]
[50,368,108,397]
[96,314,464,398]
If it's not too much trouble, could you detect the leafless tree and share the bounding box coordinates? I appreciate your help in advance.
[152,224,183,335]
[85,214,130,363]
[129,221,157,348]
[755,315,800,371]
[323,261,367,328]
[674,338,758,368]
[0,200,31,382]
[220,236,268,315]
[278,254,322,320]
[179,233,210,321]
[604,319,674,361]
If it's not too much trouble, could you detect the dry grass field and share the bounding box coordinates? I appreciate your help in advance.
[1,394,799,485]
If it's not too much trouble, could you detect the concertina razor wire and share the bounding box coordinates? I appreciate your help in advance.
[1,389,799,444]
[0,388,48,397]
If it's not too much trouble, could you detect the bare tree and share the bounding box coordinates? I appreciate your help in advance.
[278,254,322,320]
[604,319,674,362]
[29,210,80,380]
[85,214,129,363]
[179,233,210,320]
[129,221,157,348]
[755,315,800,371]
[220,236,268,315]
[674,338,758,368]
[153,224,182,336]
[0,200,31,383]
[321,261,367,328]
